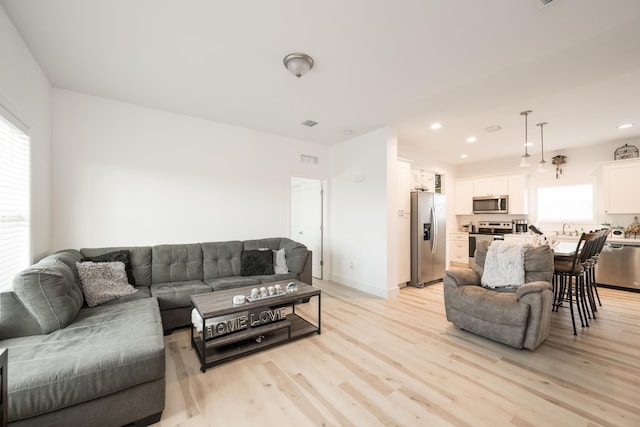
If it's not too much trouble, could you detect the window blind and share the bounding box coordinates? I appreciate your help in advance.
[0,113,30,292]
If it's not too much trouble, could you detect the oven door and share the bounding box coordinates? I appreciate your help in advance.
[468,234,502,266]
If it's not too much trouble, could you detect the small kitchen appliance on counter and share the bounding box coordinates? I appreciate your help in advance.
[512,219,528,234]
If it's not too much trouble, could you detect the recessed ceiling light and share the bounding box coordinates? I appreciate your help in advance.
[466,137,477,143]
[344,129,353,135]
[617,123,634,129]
[430,122,442,130]
[460,154,468,159]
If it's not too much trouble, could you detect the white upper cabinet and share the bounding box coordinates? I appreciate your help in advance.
[455,179,474,215]
[473,176,509,197]
[508,174,528,215]
[397,160,411,213]
[603,159,640,214]
[455,173,528,215]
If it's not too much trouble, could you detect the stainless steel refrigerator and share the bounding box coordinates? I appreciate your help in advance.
[410,191,446,287]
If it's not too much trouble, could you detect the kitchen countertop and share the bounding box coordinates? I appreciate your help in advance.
[556,234,640,245]
[451,231,640,244]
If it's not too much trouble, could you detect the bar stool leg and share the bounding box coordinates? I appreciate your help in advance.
[568,276,577,335]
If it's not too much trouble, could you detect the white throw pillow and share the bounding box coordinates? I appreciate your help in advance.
[273,248,289,274]
[481,241,527,288]
[76,261,137,307]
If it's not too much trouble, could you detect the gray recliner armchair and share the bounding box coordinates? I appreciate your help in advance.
[443,240,554,350]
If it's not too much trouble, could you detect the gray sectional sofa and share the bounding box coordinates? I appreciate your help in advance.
[0,237,310,426]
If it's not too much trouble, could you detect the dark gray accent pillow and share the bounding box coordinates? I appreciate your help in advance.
[241,250,274,276]
[83,250,136,285]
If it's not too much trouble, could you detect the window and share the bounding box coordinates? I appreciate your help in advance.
[537,183,594,222]
[0,111,30,292]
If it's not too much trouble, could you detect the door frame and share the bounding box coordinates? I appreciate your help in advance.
[290,176,327,280]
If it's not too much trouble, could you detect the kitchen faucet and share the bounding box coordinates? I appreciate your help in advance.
[562,223,571,235]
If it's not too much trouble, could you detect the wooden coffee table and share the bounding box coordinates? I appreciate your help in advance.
[190,280,321,372]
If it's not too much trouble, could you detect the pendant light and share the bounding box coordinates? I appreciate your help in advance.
[519,110,532,167]
[536,122,548,172]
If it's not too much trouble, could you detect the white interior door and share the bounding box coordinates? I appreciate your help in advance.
[290,177,323,279]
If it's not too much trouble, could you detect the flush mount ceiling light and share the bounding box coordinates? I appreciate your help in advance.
[536,122,548,173]
[519,110,533,167]
[283,53,314,78]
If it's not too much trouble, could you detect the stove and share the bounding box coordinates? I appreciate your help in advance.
[468,221,513,267]
[475,221,513,236]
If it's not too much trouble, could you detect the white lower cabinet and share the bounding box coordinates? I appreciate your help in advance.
[449,233,469,266]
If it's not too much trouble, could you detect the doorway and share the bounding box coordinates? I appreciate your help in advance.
[290,177,324,279]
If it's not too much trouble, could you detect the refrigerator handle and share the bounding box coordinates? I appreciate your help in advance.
[431,206,437,255]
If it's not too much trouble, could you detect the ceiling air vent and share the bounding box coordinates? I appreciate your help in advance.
[539,0,554,5]
[302,120,318,127]
[300,154,318,164]
[484,125,502,133]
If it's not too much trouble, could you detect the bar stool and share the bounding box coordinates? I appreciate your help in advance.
[553,232,599,335]
[586,227,609,311]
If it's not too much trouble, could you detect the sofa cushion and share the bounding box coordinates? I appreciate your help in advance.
[4,297,164,423]
[0,292,42,339]
[448,285,529,327]
[202,241,243,279]
[12,259,84,334]
[204,276,261,291]
[254,273,298,284]
[152,244,203,284]
[76,261,138,307]
[241,249,274,276]
[81,246,153,286]
[524,244,554,283]
[82,249,136,285]
[150,280,212,310]
[473,241,554,285]
[96,285,151,306]
[445,285,530,348]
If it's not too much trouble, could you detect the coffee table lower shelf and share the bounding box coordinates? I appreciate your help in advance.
[191,314,318,371]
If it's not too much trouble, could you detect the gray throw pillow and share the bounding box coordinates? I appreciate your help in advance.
[76,261,137,307]
[83,250,136,285]
[273,248,289,274]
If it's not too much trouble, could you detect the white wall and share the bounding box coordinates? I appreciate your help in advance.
[329,127,399,298]
[51,90,330,249]
[0,6,52,262]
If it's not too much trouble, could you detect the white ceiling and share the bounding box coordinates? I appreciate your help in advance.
[3,0,640,165]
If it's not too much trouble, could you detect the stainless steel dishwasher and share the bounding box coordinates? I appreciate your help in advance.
[596,241,640,291]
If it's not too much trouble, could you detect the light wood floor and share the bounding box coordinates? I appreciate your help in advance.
[155,279,640,427]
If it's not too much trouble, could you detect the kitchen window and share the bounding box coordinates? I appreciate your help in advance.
[0,109,30,292]
[537,183,594,222]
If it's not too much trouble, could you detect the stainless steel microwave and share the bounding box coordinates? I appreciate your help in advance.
[472,196,508,214]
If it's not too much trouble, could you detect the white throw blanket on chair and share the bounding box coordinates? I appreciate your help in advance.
[481,240,528,288]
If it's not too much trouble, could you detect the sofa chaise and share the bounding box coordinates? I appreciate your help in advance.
[443,240,554,350]
[0,237,310,426]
